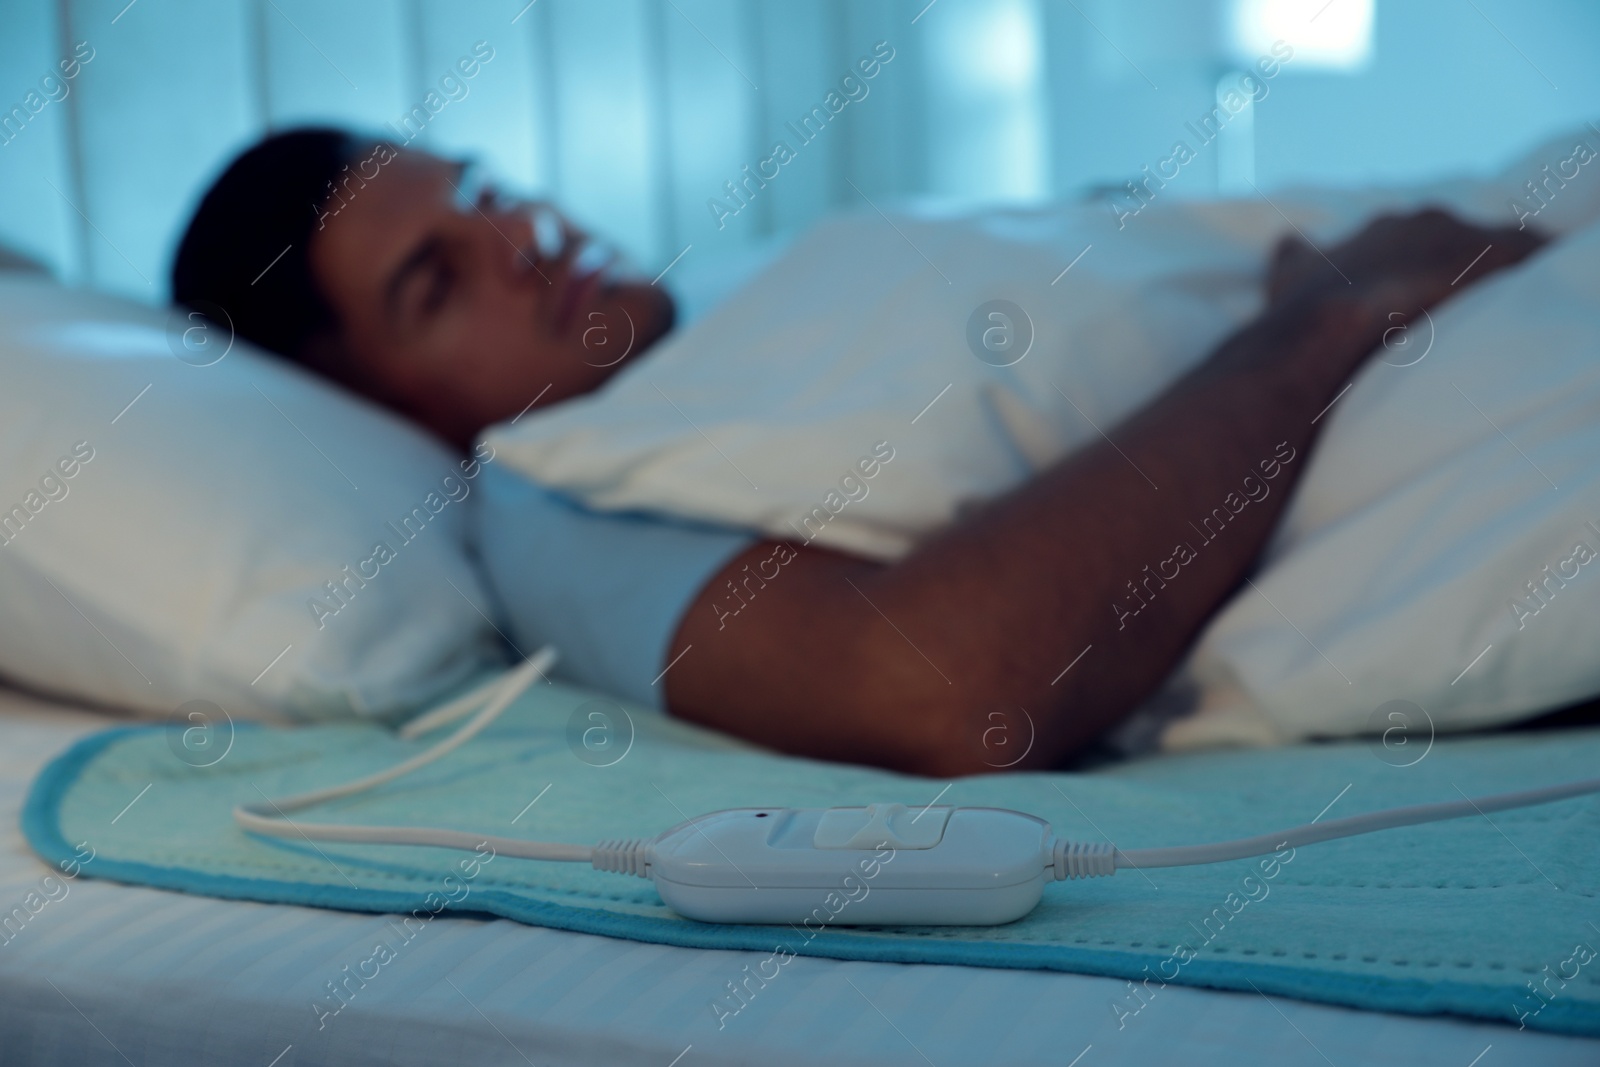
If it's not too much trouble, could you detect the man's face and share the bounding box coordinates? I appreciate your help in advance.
[308,146,673,447]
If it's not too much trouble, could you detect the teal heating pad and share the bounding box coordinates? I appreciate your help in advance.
[23,678,1600,1036]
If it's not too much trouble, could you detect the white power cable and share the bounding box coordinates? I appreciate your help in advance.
[1049,775,1600,880]
[233,647,604,865]
[397,670,517,740]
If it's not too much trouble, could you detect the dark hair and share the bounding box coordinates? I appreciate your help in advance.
[171,127,361,360]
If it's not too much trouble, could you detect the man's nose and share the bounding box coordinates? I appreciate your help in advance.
[478,203,544,285]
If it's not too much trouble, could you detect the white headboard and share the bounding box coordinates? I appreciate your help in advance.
[0,0,1593,301]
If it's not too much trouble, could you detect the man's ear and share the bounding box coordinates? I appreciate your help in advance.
[296,329,468,451]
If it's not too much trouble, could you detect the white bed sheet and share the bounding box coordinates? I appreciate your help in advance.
[0,684,1594,1067]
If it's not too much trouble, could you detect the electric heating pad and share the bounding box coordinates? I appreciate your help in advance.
[24,664,1600,1036]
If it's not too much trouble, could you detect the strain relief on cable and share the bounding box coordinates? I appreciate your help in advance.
[591,838,652,878]
[1050,838,1117,880]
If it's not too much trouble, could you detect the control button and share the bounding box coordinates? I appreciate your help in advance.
[812,803,951,850]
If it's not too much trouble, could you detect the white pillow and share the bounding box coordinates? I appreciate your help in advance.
[0,274,505,721]
[1170,217,1600,748]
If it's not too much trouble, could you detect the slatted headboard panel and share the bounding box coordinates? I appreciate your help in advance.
[0,0,1595,301]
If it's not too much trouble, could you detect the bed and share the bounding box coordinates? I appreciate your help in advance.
[4,684,1595,1066]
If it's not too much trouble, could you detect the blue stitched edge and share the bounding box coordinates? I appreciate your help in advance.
[21,724,1599,1038]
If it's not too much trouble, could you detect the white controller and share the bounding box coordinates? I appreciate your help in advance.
[647,804,1055,926]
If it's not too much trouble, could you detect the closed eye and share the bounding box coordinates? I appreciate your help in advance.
[387,236,452,327]
[419,258,456,314]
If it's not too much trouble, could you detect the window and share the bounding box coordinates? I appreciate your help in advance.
[1231,0,1375,71]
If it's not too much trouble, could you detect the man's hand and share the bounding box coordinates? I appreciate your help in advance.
[1266,208,1547,317]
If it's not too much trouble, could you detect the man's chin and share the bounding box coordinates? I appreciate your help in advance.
[634,280,676,348]
[574,284,673,377]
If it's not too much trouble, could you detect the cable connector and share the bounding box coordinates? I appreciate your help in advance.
[591,838,653,878]
[1050,838,1117,881]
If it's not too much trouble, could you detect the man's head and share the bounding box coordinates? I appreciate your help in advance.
[172,128,674,448]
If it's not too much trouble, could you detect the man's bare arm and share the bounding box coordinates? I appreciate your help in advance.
[663,211,1545,776]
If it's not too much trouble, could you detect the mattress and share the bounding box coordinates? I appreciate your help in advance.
[1,684,1595,1066]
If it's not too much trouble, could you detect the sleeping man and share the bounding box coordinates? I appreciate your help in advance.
[172,129,1544,776]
